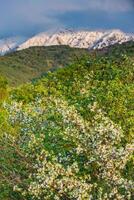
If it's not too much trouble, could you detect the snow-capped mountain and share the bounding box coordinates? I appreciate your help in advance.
[17,29,134,51]
[0,29,133,55]
[90,30,134,49]
[17,29,104,50]
[0,37,26,55]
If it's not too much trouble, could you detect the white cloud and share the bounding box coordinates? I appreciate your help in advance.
[87,0,133,12]
[8,0,133,27]
[0,0,133,37]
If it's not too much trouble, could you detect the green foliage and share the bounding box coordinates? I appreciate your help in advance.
[0,75,8,102]
[0,42,134,199]
[0,45,88,86]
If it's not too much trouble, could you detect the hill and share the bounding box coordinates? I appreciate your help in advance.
[0,41,134,87]
[0,41,134,200]
[0,45,88,86]
[11,41,134,139]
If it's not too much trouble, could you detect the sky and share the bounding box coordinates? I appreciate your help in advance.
[0,0,134,38]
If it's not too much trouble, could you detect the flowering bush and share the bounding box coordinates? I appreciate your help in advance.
[1,96,133,200]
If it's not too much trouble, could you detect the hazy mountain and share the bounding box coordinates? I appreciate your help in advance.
[0,37,26,55]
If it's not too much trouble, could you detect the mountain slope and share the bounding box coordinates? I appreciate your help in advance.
[0,41,134,86]
[0,45,88,86]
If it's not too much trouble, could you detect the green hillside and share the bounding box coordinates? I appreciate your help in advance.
[0,41,133,86]
[0,45,88,86]
[0,42,134,199]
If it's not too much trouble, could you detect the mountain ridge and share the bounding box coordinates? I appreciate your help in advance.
[0,29,134,55]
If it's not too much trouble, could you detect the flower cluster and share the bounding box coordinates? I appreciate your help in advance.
[2,95,133,200]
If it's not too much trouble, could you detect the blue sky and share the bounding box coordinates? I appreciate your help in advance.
[0,0,134,38]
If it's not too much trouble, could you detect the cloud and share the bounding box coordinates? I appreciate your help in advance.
[0,0,133,37]
[86,0,134,12]
[57,9,134,33]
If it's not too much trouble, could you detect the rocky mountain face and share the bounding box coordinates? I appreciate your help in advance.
[0,29,133,55]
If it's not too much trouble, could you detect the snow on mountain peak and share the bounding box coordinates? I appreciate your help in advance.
[17,30,104,50]
[17,29,134,51]
[90,30,134,49]
[0,29,133,55]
